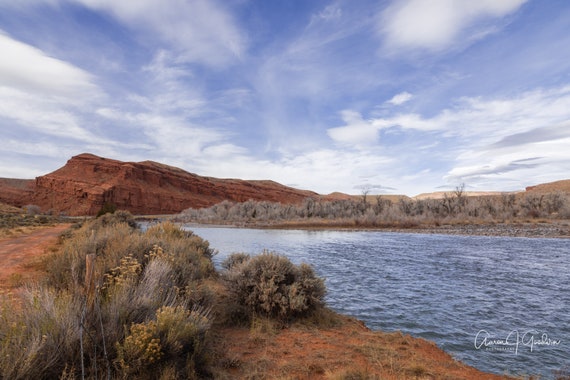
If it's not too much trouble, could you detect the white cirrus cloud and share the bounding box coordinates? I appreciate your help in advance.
[327,85,570,190]
[333,85,570,145]
[0,30,99,100]
[0,0,246,67]
[387,91,413,105]
[327,110,381,147]
[0,87,93,141]
[379,0,527,53]
[75,0,247,67]
[0,31,105,144]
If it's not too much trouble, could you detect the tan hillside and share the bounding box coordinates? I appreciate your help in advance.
[526,179,570,193]
[413,191,508,200]
[326,192,409,202]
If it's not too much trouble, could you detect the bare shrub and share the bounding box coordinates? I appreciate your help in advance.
[179,189,570,228]
[544,192,566,214]
[24,204,42,216]
[521,194,546,218]
[398,199,414,216]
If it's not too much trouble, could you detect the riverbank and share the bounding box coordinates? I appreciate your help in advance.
[388,221,570,238]
[174,219,570,239]
[210,312,517,380]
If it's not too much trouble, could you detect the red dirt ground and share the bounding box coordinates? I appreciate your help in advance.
[211,315,516,379]
[0,224,71,288]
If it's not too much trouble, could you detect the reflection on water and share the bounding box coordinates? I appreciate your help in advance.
[186,226,569,378]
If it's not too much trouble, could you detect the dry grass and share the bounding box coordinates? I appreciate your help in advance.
[0,215,58,239]
[0,202,22,214]
[0,212,217,379]
[209,313,515,380]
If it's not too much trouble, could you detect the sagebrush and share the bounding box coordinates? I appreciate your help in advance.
[223,251,326,321]
[0,212,216,379]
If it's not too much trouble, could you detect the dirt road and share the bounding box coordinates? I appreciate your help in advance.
[0,224,71,287]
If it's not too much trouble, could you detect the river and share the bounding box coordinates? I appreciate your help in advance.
[185,226,569,378]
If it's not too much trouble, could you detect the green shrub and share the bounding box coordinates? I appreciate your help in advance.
[2,217,217,379]
[223,252,326,322]
[45,217,215,292]
[221,252,250,271]
[96,202,117,217]
[115,305,211,379]
[155,305,211,357]
[115,320,163,375]
[92,209,138,229]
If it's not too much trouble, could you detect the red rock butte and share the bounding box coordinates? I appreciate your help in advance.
[0,153,319,216]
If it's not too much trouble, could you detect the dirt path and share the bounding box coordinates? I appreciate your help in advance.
[0,224,71,287]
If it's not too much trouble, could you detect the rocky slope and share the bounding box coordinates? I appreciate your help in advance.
[0,178,34,207]
[1,154,319,216]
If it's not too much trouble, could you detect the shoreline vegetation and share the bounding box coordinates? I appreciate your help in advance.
[1,211,529,379]
[173,189,570,239]
[0,203,62,239]
[174,220,570,239]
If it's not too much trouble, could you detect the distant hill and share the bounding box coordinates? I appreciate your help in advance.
[326,192,409,202]
[412,179,570,200]
[0,153,319,216]
[413,191,507,200]
[525,179,570,193]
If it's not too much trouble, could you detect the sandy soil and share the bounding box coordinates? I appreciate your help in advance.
[0,224,71,288]
[212,315,515,380]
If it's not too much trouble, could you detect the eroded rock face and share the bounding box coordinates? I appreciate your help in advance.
[0,178,35,208]
[29,153,318,216]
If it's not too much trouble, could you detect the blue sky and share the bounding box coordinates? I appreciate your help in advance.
[1,0,570,196]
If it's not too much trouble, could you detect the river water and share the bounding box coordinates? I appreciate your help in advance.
[185,226,569,378]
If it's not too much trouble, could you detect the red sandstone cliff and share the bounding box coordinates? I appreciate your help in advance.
[0,178,35,207]
[4,154,319,216]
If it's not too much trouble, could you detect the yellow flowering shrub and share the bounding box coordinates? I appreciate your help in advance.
[115,321,163,375]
